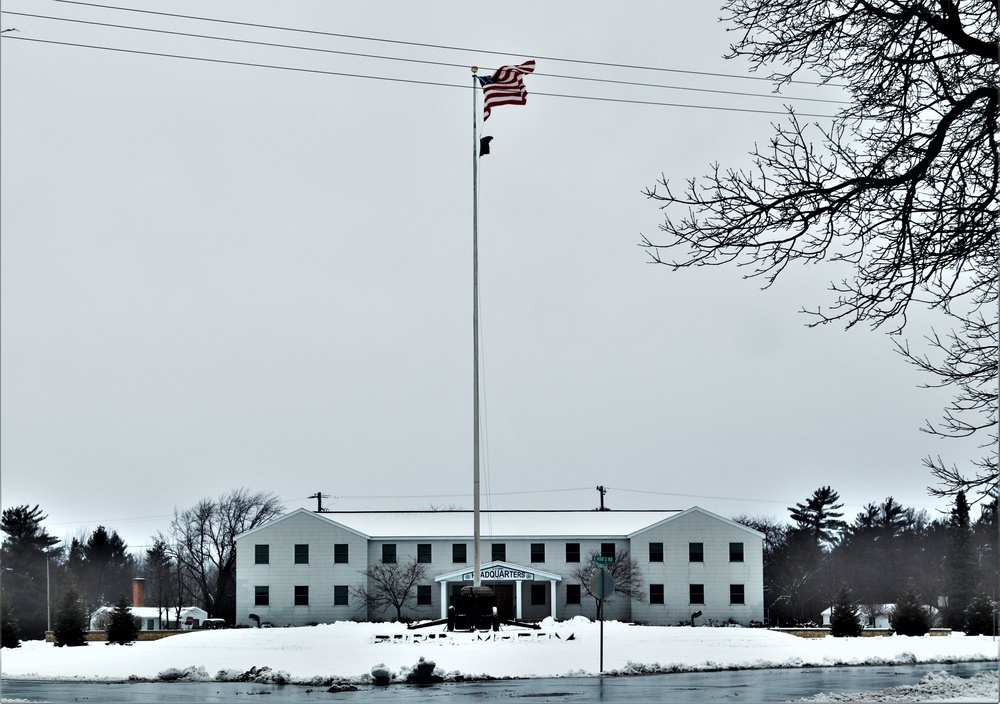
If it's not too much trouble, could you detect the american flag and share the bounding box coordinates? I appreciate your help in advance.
[477,60,536,120]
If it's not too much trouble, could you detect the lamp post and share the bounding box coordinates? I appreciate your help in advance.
[1,559,52,637]
[46,555,51,634]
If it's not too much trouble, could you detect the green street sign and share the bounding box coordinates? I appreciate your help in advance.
[592,555,615,564]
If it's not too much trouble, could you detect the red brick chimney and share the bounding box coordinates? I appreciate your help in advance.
[132,578,146,608]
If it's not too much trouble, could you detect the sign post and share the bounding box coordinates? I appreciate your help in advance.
[589,557,615,673]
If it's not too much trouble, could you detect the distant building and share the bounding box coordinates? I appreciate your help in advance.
[234,506,764,627]
[88,578,208,631]
[89,605,209,631]
[820,603,942,630]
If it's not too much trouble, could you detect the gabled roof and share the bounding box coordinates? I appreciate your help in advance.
[263,509,681,540]
[234,507,371,542]
[235,506,759,542]
[626,506,765,539]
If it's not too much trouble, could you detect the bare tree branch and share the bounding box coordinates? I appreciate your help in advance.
[642,0,999,497]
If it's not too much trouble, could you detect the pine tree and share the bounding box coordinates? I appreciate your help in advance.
[788,486,847,549]
[53,586,88,647]
[829,584,863,637]
[1,505,60,640]
[1,594,21,648]
[889,590,931,636]
[106,594,140,645]
[962,592,996,636]
[946,491,978,629]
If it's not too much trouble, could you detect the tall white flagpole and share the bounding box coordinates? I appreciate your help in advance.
[471,67,482,589]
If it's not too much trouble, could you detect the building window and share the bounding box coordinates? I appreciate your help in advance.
[530,543,545,563]
[334,585,348,606]
[492,543,506,562]
[601,543,616,559]
[254,544,269,565]
[382,543,396,563]
[334,544,349,564]
[650,584,664,604]
[729,542,744,562]
[690,583,704,604]
[147,619,155,630]
[417,543,433,564]
[530,584,547,606]
[566,584,581,605]
[566,543,580,563]
[417,585,432,606]
[689,542,704,563]
[294,544,309,564]
[730,584,745,605]
[254,586,269,606]
[649,542,663,562]
[452,543,467,563]
[294,585,309,606]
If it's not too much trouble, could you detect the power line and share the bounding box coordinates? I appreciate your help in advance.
[0,35,839,119]
[51,0,843,88]
[1,10,848,106]
[303,486,595,501]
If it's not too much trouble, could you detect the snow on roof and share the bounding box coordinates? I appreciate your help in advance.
[91,606,206,619]
[307,509,683,539]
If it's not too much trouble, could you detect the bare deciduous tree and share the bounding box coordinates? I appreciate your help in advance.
[169,489,282,623]
[351,558,427,622]
[570,548,645,615]
[642,0,998,498]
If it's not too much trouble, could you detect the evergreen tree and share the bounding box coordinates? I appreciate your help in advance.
[829,583,863,637]
[142,539,177,628]
[946,491,978,630]
[788,487,847,549]
[1,594,21,648]
[1,505,60,640]
[106,594,140,645]
[53,585,88,647]
[962,592,996,637]
[889,591,931,636]
[71,526,135,615]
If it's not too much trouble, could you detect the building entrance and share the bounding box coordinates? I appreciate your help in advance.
[451,582,515,620]
[493,584,514,620]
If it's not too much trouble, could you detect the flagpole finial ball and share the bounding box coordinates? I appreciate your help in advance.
[471,66,478,73]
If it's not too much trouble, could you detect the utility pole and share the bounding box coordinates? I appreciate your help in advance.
[308,492,330,513]
[596,486,609,511]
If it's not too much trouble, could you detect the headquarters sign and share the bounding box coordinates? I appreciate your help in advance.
[462,567,534,581]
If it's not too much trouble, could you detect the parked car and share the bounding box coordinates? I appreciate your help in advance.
[201,618,227,630]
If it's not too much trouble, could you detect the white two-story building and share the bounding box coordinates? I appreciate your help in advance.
[234,506,763,627]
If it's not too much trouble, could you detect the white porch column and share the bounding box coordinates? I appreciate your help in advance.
[549,580,557,620]
[439,582,448,619]
[515,580,523,619]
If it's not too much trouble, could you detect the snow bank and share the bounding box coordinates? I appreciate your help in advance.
[797,670,999,702]
[1,620,995,686]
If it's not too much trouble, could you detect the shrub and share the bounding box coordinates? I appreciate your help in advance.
[107,594,140,645]
[889,590,931,636]
[53,585,88,647]
[963,592,996,636]
[830,584,863,637]
[1,595,21,648]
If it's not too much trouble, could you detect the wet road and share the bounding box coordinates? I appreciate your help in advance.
[1,661,996,703]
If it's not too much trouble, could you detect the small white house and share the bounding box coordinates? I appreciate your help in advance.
[89,605,209,632]
[821,604,892,629]
[820,603,941,630]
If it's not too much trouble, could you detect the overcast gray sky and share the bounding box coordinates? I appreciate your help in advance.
[1,0,982,551]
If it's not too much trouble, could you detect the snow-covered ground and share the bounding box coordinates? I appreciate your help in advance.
[2,619,997,701]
